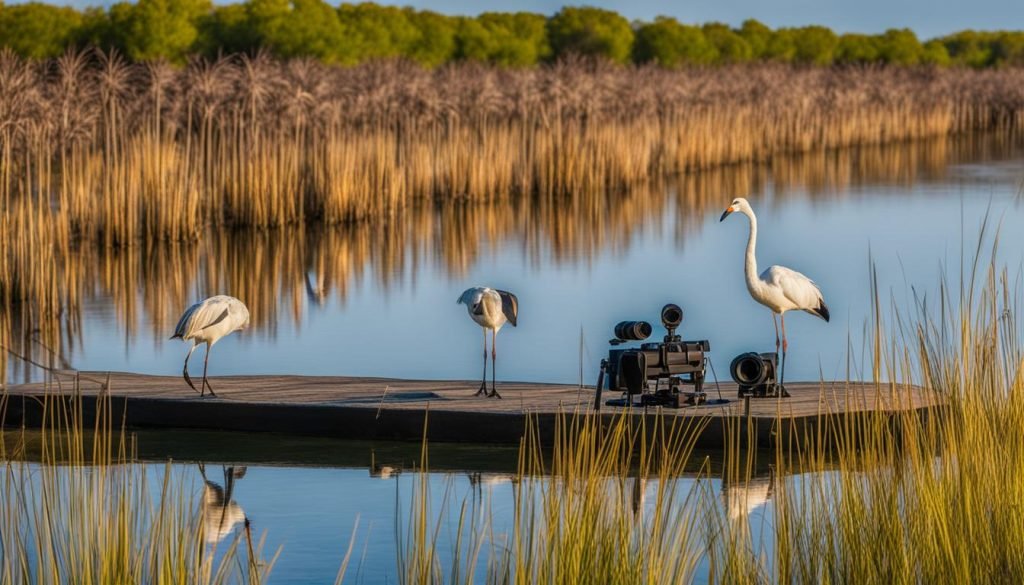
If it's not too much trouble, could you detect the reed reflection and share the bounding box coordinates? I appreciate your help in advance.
[1,133,1021,383]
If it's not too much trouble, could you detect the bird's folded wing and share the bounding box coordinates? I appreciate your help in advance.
[765,265,824,308]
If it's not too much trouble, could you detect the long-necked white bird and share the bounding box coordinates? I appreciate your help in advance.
[720,198,829,387]
[457,286,518,399]
[171,295,250,397]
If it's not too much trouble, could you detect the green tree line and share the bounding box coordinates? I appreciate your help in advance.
[1,1,1023,67]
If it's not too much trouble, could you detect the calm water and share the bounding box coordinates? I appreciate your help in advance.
[6,135,1023,582]
[12,431,776,584]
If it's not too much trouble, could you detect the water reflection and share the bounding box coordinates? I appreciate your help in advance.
[467,471,517,489]
[199,463,249,544]
[3,133,1023,384]
[370,452,403,480]
[722,467,776,523]
[630,476,647,515]
[3,418,897,585]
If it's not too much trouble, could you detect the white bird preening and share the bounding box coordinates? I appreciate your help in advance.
[171,295,250,397]
[720,198,829,388]
[457,286,519,399]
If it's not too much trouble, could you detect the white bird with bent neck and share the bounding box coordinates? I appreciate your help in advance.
[720,197,829,388]
[458,286,519,399]
[171,295,250,398]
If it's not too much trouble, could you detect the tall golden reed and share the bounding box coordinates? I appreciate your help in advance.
[2,52,1024,242]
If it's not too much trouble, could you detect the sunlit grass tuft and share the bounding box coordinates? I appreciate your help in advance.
[0,390,276,584]
[398,412,713,584]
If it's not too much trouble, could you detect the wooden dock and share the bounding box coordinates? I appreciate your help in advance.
[1,371,940,447]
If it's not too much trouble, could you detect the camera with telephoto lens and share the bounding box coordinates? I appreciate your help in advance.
[729,352,788,398]
[593,304,710,409]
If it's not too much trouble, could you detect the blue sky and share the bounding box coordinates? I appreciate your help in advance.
[392,0,1024,38]
[18,0,1024,39]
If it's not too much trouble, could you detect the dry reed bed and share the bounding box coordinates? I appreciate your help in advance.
[1,49,1023,380]
[3,53,1024,236]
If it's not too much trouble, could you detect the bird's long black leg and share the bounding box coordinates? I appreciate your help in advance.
[224,466,234,500]
[183,344,200,394]
[490,329,502,399]
[476,328,488,397]
[202,342,218,398]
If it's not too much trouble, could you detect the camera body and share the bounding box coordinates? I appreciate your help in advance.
[596,304,710,409]
[729,352,788,398]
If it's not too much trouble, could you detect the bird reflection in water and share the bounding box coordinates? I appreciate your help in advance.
[370,464,401,479]
[369,450,403,479]
[630,476,647,515]
[467,472,518,512]
[304,271,329,306]
[199,463,249,544]
[721,466,776,523]
[467,472,517,491]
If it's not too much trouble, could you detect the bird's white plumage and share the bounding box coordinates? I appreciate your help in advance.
[722,198,829,321]
[199,466,247,543]
[458,286,519,398]
[758,265,827,318]
[722,475,774,522]
[721,197,829,388]
[202,481,246,543]
[172,295,250,396]
[173,295,250,345]
[457,287,517,331]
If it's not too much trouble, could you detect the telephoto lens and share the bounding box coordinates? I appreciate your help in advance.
[661,304,683,328]
[613,321,653,341]
[730,352,769,386]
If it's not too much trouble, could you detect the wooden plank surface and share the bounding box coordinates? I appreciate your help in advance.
[6,370,937,417]
[1,371,940,445]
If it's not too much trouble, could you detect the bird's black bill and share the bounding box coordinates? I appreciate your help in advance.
[719,209,733,222]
